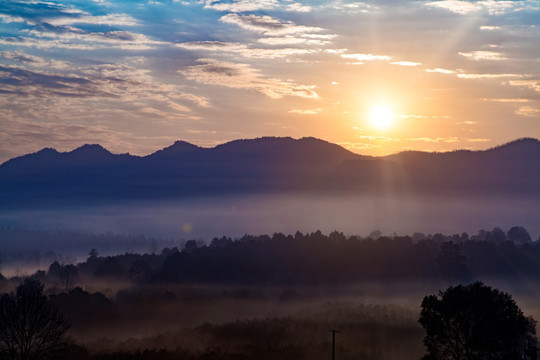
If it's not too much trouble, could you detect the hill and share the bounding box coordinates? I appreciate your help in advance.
[0,137,538,207]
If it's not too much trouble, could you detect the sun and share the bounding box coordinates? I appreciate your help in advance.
[369,105,394,130]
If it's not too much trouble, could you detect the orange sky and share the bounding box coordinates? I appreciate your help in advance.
[0,0,539,162]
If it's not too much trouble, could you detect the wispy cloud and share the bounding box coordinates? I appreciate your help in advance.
[341,53,392,62]
[175,41,314,59]
[325,1,372,13]
[179,58,319,99]
[515,106,540,116]
[466,138,491,142]
[407,137,459,143]
[204,0,279,13]
[426,68,455,74]
[457,73,523,79]
[391,61,422,67]
[220,13,325,36]
[258,33,335,46]
[288,108,322,115]
[425,1,481,14]
[338,142,382,151]
[286,3,312,13]
[479,98,529,103]
[218,13,334,47]
[26,26,167,50]
[356,135,400,142]
[203,0,312,13]
[426,0,518,15]
[459,50,505,61]
[45,13,138,26]
[509,79,540,92]
[480,25,501,30]
[0,50,69,69]
[400,114,429,119]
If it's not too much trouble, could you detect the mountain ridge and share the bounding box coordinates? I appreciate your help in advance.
[0,137,538,207]
[2,136,538,167]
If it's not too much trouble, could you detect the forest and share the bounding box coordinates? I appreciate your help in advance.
[0,225,538,359]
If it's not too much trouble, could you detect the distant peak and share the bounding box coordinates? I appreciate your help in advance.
[147,140,200,157]
[70,144,110,154]
[36,147,59,155]
[487,137,539,152]
[503,137,539,146]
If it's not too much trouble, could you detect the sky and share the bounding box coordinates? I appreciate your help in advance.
[0,0,539,163]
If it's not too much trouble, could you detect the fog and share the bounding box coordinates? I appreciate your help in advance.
[1,193,538,242]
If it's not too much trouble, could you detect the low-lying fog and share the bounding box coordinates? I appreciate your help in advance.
[0,193,537,278]
[1,193,538,251]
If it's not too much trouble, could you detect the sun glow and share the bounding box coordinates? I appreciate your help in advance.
[369,105,394,130]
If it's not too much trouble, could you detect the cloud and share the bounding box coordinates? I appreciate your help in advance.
[204,0,279,12]
[338,142,382,151]
[258,34,335,46]
[515,106,540,116]
[479,98,529,103]
[466,138,491,142]
[220,14,325,36]
[219,13,334,47]
[509,79,540,92]
[0,0,87,23]
[356,135,400,142]
[288,108,322,115]
[0,60,209,120]
[26,26,167,50]
[175,41,314,59]
[0,14,25,23]
[203,0,312,13]
[459,50,505,61]
[391,61,422,67]
[325,1,372,13]
[0,51,69,69]
[400,114,429,119]
[407,137,459,143]
[425,0,518,15]
[341,53,392,61]
[286,3,312,12]
[457,73,523,79]
[0,35,97,50]
[426,68,455,74]
[45,13,138,26]
[179,58,319,99]
[480,25,501,30]
[0,64,108,98]
[425,1,481,14]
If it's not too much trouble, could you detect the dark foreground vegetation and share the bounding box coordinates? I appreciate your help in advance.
[0,226,539,359]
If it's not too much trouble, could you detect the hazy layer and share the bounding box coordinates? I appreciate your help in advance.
[1,193,537,245]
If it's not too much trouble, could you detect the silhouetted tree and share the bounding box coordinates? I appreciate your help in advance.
[488,227,506,243]
[128,260,153,283]
[0,279,71,360]
[48,262,78,291]
[436,241,468,284]
[508,226,531,244]
[419,282,536,360]
[88,248,99,259]
[183,239,198,253]
[94,257,126,278]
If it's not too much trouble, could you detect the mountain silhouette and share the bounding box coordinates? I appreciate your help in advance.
[0,137,538,207]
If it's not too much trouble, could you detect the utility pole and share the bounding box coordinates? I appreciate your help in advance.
[330,329,340,360]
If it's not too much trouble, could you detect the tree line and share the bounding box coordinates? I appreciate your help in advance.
[2,226,534,289]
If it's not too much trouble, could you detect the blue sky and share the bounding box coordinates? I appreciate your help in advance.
[0,0,539,162]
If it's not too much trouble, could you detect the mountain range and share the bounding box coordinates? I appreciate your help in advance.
[1,137,539,208]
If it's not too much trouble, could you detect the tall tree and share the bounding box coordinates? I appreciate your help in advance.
[0,279,71,360]
[419,282,537,360]
[436,241,468,284]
